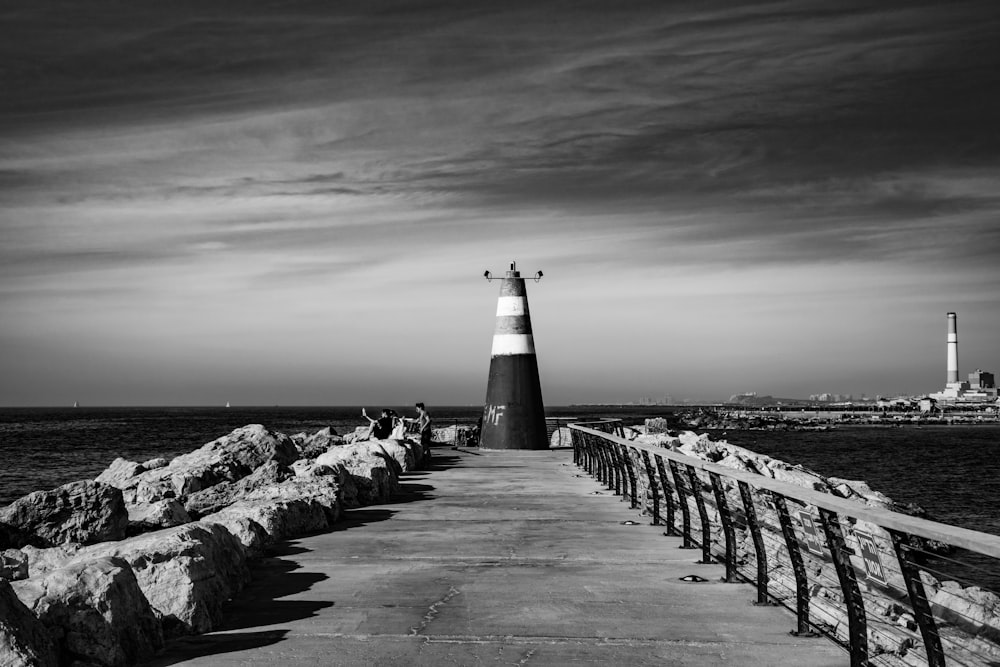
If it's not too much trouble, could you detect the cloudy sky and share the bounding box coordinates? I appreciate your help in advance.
[2,0,998,406]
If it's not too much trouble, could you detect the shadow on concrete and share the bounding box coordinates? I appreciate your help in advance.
[425,452,461,470]
[393,481,436,503]
[142,629,289,666]
[213,551,334,633]
[334,508,398,530]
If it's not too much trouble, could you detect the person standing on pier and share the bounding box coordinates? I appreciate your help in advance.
[406,403,433,461]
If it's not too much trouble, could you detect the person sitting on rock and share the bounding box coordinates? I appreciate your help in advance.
[388,411,407,440]
[362,408,395,440]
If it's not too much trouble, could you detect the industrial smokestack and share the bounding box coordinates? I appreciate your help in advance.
[947,312,959,385]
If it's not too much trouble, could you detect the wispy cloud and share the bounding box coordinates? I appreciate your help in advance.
[2,0,999,404]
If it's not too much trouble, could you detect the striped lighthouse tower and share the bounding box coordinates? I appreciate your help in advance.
[481,262,548,450]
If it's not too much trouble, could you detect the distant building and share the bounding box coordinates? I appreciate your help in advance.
[969,369,996,390]
[809,393,854,403]
[929,313,997,404]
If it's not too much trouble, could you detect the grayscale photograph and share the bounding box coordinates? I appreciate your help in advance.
[1,2,998,665]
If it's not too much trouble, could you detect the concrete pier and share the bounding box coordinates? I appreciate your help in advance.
[147,449,845,666]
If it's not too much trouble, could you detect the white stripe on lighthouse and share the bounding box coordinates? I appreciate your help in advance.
[491,334,535,356]
[496,296,528,317]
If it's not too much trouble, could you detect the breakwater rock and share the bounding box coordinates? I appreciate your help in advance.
[0,423,428,666]
[0,481,128,549]
[1,579,57,667]
[671,409,836,431]
[13,556,163,666]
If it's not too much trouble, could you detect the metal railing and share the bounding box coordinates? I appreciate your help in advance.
[570,421,1000,667]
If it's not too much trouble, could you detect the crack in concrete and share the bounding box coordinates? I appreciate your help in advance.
[515,646,537,665]
[408,585,461,636]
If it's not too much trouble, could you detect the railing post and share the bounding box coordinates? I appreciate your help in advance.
[586,434,597,475]
[609,443,623,496]
[686,465,713,564]
[622,445,639,509]
[772,493,818,637]
[593,436,603,481]
[596,440,609,487]
[669,460,694,549]
[709,472,738,583]
[818,508,869,667]
[640,450,660,525]
[738,481,773,606]
[888,530,945,667]
[654,455,677,535]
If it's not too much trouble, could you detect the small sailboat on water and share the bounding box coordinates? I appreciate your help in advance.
[225,401,231,408]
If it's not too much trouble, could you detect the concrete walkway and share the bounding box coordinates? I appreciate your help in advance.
[147,448,846,666]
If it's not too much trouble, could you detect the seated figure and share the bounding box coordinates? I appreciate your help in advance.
[362,408,395,440]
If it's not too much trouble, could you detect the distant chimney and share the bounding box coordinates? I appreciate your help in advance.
[946,312,959,385]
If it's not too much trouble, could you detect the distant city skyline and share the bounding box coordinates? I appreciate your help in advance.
[2,2,999,407]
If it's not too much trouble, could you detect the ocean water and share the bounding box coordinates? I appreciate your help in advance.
[2,406,998,586]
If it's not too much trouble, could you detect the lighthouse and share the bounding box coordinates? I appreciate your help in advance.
[480,262,548,450]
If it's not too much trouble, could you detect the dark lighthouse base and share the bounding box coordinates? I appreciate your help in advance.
[481,353,548,450]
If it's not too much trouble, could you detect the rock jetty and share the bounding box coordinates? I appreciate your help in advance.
[0,423,429,667]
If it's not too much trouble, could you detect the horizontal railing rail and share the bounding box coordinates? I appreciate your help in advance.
[569,421,1000,667]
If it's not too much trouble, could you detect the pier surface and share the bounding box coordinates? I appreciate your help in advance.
[148,449,845,666]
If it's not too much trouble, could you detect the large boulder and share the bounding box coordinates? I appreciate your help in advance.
[95,458,146,487]
[314,442,399,505]
[341,426,371,444]
[184,461,294,518]
[297,463,360,509]
[192,465,342,551]
[243,473,344,523]
[296,427,342,459]
[12,556,163,666]
[644,417,672,433]
[19,544,83,579]
[106,425,298,504]
[0,481,128,549]
[142,457,168,470]
[1,549,28,582]
[549,427,572,448]
[126,499,192,534]
[196,513,269,558]
[0,579,57,667]
[25,523,249,635]
[200,499,328,545]
[366,440,413,474]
